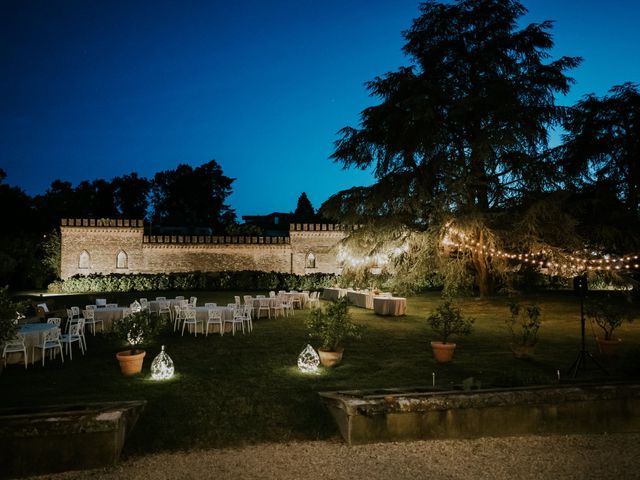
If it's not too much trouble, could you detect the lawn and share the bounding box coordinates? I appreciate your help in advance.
[1,290,639,458]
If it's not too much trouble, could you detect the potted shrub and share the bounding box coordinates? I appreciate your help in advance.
[111,311,159,375]
[0,286,28,373]
[426,300,474,363]
[505,301,541,359]
[585,296,633,357]
[306,297,363,367]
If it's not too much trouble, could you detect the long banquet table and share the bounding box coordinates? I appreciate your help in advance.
[322,288,347,301]
[92,306,131,331]
[346,290,374,309]
[373,296,407,316]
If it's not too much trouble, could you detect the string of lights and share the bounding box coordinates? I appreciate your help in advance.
[444,239,640,275]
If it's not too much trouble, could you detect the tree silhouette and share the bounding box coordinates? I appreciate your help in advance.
[150,159,236,231]
[112,172,150,219]
[323,0,580,295]
[293,192,316,222]
[561,82,640,219]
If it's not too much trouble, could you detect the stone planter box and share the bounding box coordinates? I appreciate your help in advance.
[0,400,146,479]
[319,383,640,445]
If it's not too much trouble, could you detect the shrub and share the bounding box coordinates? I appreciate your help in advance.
[426,300,474,344]
[49,271,337,293]
[306,297,364,351]
[506,301,541,347]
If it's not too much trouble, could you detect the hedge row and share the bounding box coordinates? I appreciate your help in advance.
[48,271,337,294]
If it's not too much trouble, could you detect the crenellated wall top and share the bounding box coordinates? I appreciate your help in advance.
[143,235,290,245]
[289,223,359,232]
[61,218,144,228]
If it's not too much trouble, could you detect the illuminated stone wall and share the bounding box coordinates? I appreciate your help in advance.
[60,219,351,279]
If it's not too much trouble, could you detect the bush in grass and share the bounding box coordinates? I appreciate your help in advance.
[110,311,160,355]
[426,300,474,344]
[306,297,364,352]
[49,270,337,293]
[0,286,29,346]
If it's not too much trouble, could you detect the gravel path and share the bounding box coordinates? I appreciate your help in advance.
[29,433,640,480]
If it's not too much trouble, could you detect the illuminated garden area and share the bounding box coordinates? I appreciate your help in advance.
[1,290,639,456]
[1,0,640,476]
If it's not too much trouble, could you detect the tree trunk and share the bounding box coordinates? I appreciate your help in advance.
[473,230,494,297]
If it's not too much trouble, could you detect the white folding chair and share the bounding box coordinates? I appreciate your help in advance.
[61,322,84,360]
[242,304,253,333]
[270,298,284,318]
[173,304,186,332]
[290,294,302,310]
[181,307,200,336]
[139,298,149,313]
[206,309,223,336]
[83,308,103,335]
[158,300,172,322]
[3,333,27,368]
[223,306,245,335]
[308,291,320,309]
[204,303,217,309]
[189,296,198,307]
[280,296,294,317]
[47,317,62,327]
[33,327,64,366]
[256,298,271,319]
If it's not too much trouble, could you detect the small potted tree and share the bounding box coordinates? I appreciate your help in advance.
[306,297,363,367]
[585,297,633,357]
[0,286,28,373]
[111,311,159,375]
[427,299,474,363]
[505,301,541,359]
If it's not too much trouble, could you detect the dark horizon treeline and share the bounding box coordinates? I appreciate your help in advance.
[0,159,323,289]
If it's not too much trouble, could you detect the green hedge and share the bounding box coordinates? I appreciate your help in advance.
[48,271,337,294]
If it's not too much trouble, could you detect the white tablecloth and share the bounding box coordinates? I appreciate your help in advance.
[373,296,407,316]
[322,288,347,301]
[281,292,309,308]
[9,323,56,364]
[187,306,235,334]
[346,290,374,309]
[93,307,131,331]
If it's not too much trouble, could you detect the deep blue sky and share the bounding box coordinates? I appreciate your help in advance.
[1,0,639,219]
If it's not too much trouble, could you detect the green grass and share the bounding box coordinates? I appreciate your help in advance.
[1,290,639,457]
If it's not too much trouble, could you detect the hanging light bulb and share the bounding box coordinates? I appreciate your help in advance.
[151,345,174,380]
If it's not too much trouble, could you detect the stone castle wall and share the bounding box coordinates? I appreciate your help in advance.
[60,219,353,279]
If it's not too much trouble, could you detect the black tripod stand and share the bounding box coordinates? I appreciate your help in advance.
[569,275,607,377]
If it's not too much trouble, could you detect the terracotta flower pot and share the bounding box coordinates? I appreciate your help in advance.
[596,337,622,357]
[318,348,344,367]
[430,341,456,363]
[116,350,146,376]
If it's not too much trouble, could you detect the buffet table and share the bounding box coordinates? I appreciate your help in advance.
[373,296,407,316]
[346,290,374,309]
[322,288,347,301]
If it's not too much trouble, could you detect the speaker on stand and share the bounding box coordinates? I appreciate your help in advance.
[568,274,607,377]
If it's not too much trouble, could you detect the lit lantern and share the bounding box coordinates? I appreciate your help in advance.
[130,300,142,313]
[151,345,175,380]
[298,344,320,373]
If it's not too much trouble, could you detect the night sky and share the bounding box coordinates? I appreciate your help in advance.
[1,0,639,218]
